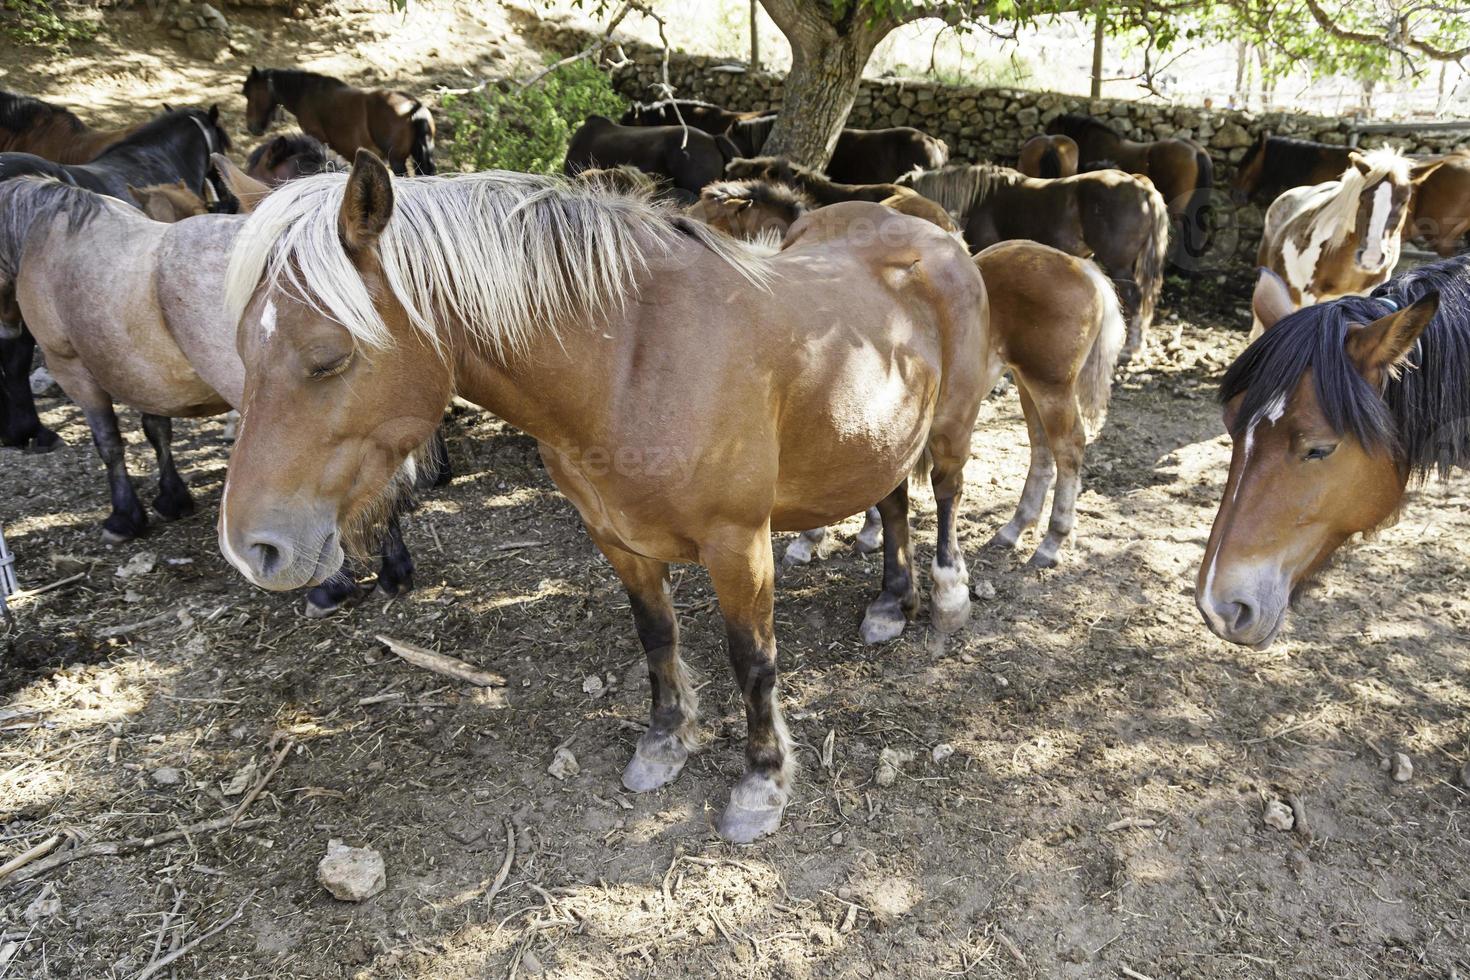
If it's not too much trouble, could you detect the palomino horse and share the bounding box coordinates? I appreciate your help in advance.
[1233,136,1470,258]
[1017,134,1079,179]
[0,175,419,617]
[786,242,1125,572]
[245,131,343,186]
[900,164,1168,361]
[711,163,959,232]
[565,116,738,200]
[1254,148,1443,337]
[1197,261,1461,648]
[242,67,435,176]
[0,106,230,454]
[0,89,141,164]
[1046,113,1212,261]
[723,118,949,184]
[218,153,989,841]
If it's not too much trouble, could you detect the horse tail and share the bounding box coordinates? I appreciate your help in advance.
[1133,180,1170,352]
[408,102,436,176]
[1183,147,1213,258]
[1039,143,1062,179]
[910,445,933,488]
[1076,258,1126,436]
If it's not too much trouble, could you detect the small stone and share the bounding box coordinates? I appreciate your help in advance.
[829,831,844,845]
[520,950,544,974]
[548,746,579,780]
[116,552,157,579]
[220,759,258,796]
[992,674,1009,688]
[151,766,183,787]
[30,366,60,397]
[581,674,605,698]
[1263,799,1294,831]
[1391,752,1413,783]
[24,884,60,924]
[50,553,89,577]
[874,747,913,787]
[971,579,996,600]
[317,840,386,902]
[931,743,955,763]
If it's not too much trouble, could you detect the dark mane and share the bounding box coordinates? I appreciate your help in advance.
[729,115,776,154]
[1221,256,1470,480]
[245,131,340,176]
[258,69,351,101]
[0,178,106,283]
[1263,136,1351,179]
[704,178,813,219]
[96,108,220,157]
[1050,113,1119,142]
[0,90,81,134]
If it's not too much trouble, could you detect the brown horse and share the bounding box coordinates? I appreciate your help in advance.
[245,131,343,186]
[218,154,989,842]
[1254,148,1442,337]
[242,67,435,176]
[0,89,141,164]
[705,167,959,234]
[1197,259,1465,647]
[129,181,209,221]
[724,118,949,184]
[786,241,1124,571]
[1047,113,1212,261]
[900,164,1168,361]
[687,180,816,242]
[1017,134,1079,179]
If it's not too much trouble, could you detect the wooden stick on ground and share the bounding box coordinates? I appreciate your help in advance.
[230,740,294,826]
[133,890,255,980]
[0,835,61,884]
[377,635,507,687]
[0,817,273,889]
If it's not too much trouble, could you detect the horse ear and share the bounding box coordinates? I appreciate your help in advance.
[339,148,394,255]
[1410,157,1447,184]
[1345,293,1439,383]
[1251,267,1295,334]
[209,104,220,123]
[1348,151,1372,176]
[212,153,269,214]
[162,102,174,113]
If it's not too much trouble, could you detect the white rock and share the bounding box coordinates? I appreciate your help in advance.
[116,552,157,579]
[874,747,914,787]
[1391,752,1413,783]
[150,766,183,787]
[317,840,386,902]
[548,746,579,780]
[581,674,605,697]
[1262,799,1294,831]
[972,579,997,600]
[931,743,955,763]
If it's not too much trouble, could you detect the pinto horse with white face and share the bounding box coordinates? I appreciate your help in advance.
[218,152,989,842]
[1254,149,1442,338]
[1197,261,1469,648]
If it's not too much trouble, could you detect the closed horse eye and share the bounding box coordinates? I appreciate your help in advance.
[1303,444,1338,462]
[308,353,352,380]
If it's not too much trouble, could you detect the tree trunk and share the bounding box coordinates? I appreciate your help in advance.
[757,0,886,169]
[1090,1,1106,99]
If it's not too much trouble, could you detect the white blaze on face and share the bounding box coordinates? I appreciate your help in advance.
[1202,393,1287,610]
[260,297,277,339]
[1359,181,1394,270]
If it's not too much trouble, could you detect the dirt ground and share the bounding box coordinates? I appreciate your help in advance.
[4,5,1470,979]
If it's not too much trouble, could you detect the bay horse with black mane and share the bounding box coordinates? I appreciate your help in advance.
[0,89,142,164]
[218,152,989,842]
[900,164,1168,361]
[243,67,435,176]
[1197,259,1468,648]
[723,117,949,184]
[1047,113,1212,262]
[0,105,229,454]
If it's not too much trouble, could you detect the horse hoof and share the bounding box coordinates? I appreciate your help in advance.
[1026,550,1060,571]
[303,598,341,619]
[100,519,144,545]
[860,602,907,645]
[782,537,817,568]
[716,774,786,843]
[622,732,689,793]
[983,528,1022,552]
[853,528,882,555]
[27,433,62,454]
[374,575,415,600]
[153,495,196,522]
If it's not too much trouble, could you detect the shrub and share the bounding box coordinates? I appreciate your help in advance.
[439,59,625,175]
[1,0,96,50]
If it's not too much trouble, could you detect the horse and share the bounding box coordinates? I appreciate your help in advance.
[242,67,435,176]
[245,131,343,186]
[1017,134,1079,179]
[1254,148,1443,338]
[217,153,990,842]
[1229,134,1352,206]
[716,160,960,232]
[130,181,209,221]
[0,106,230,454]
[786,242,1123,572]
[687,180,815,242]
[0,175,424,617]
[1197,260,1465,648]
[619,99,766,134]
[723,118,949,184]
[564,115,739,200]
[0,89,142,164]
[900,164,1168,362]
[1046,113,1212,261]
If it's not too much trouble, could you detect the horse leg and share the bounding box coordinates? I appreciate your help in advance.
[929,443,972,635]
[782,526,826,567]
[141,414,196,521]
[859,483,918,644]
[854,506,882,554]
[1106,273,1144,364]
[304,568,363,618]
[598,539,696,793]
[81,404,149,543]
[986,386,1055,552]
[0,331,60,452]
[371,512,415,598]
[1024,382,1086,569]
[704,524,790,842]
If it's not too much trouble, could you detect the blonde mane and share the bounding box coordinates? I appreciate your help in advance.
[225,169,771,356]
[1311,146,1414,247]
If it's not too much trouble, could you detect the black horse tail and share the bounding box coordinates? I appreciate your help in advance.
[1183,147,1214,259]
[408,102,436,176]
[1039,143,1063,179]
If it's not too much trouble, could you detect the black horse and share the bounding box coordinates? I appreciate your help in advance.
[0,106,230,455]
[725,117,949,184]
[565,115,739,201]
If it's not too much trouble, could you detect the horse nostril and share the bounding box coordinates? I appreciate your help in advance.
[1227,600,1258,634]
[244,534,290,579]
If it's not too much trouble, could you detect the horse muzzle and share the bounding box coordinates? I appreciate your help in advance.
[220,503,344,592]
[1196,577,1288,648]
